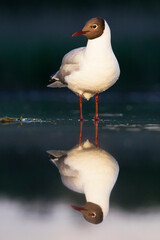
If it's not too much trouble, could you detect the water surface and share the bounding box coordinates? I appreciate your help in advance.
[0,91,160,239]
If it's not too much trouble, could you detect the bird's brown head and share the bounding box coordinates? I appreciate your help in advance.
[71,202,103,224]
[72,17,105,40]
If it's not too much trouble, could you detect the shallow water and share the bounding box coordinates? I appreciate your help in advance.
[0,91,160,239]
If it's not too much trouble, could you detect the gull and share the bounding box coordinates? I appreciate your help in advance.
[48,140,119,224]
[47,122,119,224]
[47,17,120,120]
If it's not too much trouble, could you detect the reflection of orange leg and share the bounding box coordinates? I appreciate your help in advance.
[94,93,99,121]
[79,120,83,146]
[94,120,99,147]
[79,95,84,121]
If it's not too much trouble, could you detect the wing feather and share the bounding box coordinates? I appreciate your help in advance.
[48,47,85,88]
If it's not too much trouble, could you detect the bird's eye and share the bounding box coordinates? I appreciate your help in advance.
[90,212,96,218]
[92,24,98,29]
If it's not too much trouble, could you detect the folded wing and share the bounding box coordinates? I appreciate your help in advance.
[47,47,85,88]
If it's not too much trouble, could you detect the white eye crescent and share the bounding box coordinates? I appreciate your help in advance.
[90,212,96,218]
[92,24,98,29]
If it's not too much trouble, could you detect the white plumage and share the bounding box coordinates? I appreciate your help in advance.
[48,19,120,101]
[48,140,119,218]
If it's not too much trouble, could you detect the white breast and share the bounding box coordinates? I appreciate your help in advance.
[66,21,120,100]
[64,140,119,217]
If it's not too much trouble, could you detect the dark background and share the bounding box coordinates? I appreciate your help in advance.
[1,0,160,91]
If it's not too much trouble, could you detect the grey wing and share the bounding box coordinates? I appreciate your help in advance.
[47,150,78,177]
[47,150,67,160]
[61,47,85,65]
[47,150,82,193]
[47,47,85,88]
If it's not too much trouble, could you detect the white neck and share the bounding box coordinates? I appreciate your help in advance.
[84,21,112,60]
[84,181,112,217]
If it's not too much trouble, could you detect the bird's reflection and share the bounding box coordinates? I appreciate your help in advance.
[47,121,119,224]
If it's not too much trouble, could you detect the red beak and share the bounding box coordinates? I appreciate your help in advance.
[72,30,88,37]
[71,205,87,211]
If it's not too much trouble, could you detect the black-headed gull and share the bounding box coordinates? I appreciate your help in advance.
[47,121,119,224]
[48,139,119,224]
[48,17,120,120]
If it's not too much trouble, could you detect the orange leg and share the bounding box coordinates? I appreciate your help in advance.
[79,120,83,146]
[79,95,84,121]
[94,120,99,147]
[94,93,99,121]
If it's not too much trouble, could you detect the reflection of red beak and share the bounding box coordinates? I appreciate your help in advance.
[71,205,87,211]
[72,31,88,37]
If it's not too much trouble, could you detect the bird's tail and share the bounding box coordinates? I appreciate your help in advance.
[47,150,67,166]
[47,80,66,88]
[47,72,67,88]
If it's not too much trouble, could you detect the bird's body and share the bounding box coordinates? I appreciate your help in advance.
[48,140,119,222]
[48,19,120,101]
[48,17,120,120]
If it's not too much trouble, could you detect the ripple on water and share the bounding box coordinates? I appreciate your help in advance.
[103,123,160,132]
